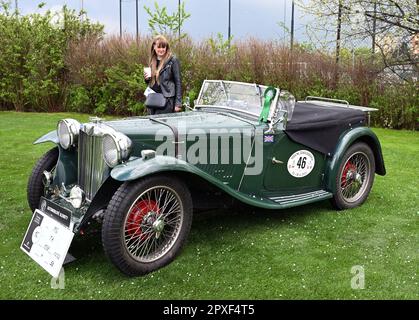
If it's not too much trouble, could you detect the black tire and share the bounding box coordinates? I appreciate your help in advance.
[102,175,193,276]
[331,142,375,210]
[27,147,59,212]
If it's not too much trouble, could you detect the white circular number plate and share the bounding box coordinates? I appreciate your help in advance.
[287,150,315,178]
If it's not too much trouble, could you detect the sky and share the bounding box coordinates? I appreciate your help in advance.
[14,0,313,43]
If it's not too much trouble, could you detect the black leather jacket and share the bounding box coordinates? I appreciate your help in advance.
[147,55,182,106]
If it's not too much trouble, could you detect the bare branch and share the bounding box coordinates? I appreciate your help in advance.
[364,11,419,34]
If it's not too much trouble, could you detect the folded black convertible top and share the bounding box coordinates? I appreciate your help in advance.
[285,102,366,155]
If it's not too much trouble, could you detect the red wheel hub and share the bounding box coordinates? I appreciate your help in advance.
[126,200,160,238]
[341,162,357,187]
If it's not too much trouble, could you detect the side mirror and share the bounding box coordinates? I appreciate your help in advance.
[183,97,193,111]
[264,110,288,134]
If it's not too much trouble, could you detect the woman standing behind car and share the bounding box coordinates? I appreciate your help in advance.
[144,35,182,114]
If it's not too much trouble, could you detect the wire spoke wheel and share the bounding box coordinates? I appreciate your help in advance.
[340,152,370,202]
[331,142,375,210]
[102,175,193,276]
[123,186,183,263]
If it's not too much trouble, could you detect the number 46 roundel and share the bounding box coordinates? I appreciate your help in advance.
[287,150,315,178]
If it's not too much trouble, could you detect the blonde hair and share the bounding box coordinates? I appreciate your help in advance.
[149,35,172,86]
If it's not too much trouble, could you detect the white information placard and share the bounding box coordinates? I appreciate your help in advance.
[21,209,74,278]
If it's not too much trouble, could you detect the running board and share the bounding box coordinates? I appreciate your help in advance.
[269,190,332,206]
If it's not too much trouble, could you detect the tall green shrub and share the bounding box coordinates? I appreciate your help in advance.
[0,1,103,111]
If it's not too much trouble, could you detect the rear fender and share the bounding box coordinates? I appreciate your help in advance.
[325,127,386,194]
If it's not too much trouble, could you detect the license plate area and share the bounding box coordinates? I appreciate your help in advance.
[21,208,74,278]
[39,197,72,228]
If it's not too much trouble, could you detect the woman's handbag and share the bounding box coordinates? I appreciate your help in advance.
[145,92,167,109]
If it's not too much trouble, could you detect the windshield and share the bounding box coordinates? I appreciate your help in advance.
[196,80,296,122]
[196,80,268,116]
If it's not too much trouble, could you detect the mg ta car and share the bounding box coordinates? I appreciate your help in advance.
[24,80,385,276]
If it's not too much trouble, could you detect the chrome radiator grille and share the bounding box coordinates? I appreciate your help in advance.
[78,130,109,200]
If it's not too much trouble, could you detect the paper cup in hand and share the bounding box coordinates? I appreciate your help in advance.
[144,67,151,79]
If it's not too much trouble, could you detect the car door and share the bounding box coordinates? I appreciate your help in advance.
[262,130,326,194]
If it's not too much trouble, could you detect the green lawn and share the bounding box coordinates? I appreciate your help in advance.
[0,111,417,300]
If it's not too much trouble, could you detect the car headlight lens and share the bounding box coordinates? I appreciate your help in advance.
[69,185,85,209]
[57,119,81,149]
[102,132,132,168]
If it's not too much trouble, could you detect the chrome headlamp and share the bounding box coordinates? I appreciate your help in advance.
[57,119,81,149]
[102,131,132,168]
[69,185,85,209]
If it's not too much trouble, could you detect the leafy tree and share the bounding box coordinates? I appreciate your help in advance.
[0,0,104,111]
[207,32,235,56]
[144,1,191,39]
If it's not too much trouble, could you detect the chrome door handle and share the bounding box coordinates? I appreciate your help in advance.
[272,157,283,164]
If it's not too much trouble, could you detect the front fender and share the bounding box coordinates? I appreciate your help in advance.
[112,155,336,210]
[325,127,386,194]
[34,130,58,145]
[111,155,216,182]
[111,155,283,209]
[112,155,263,205]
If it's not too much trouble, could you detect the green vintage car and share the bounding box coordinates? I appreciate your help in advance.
[24,80,385,276]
